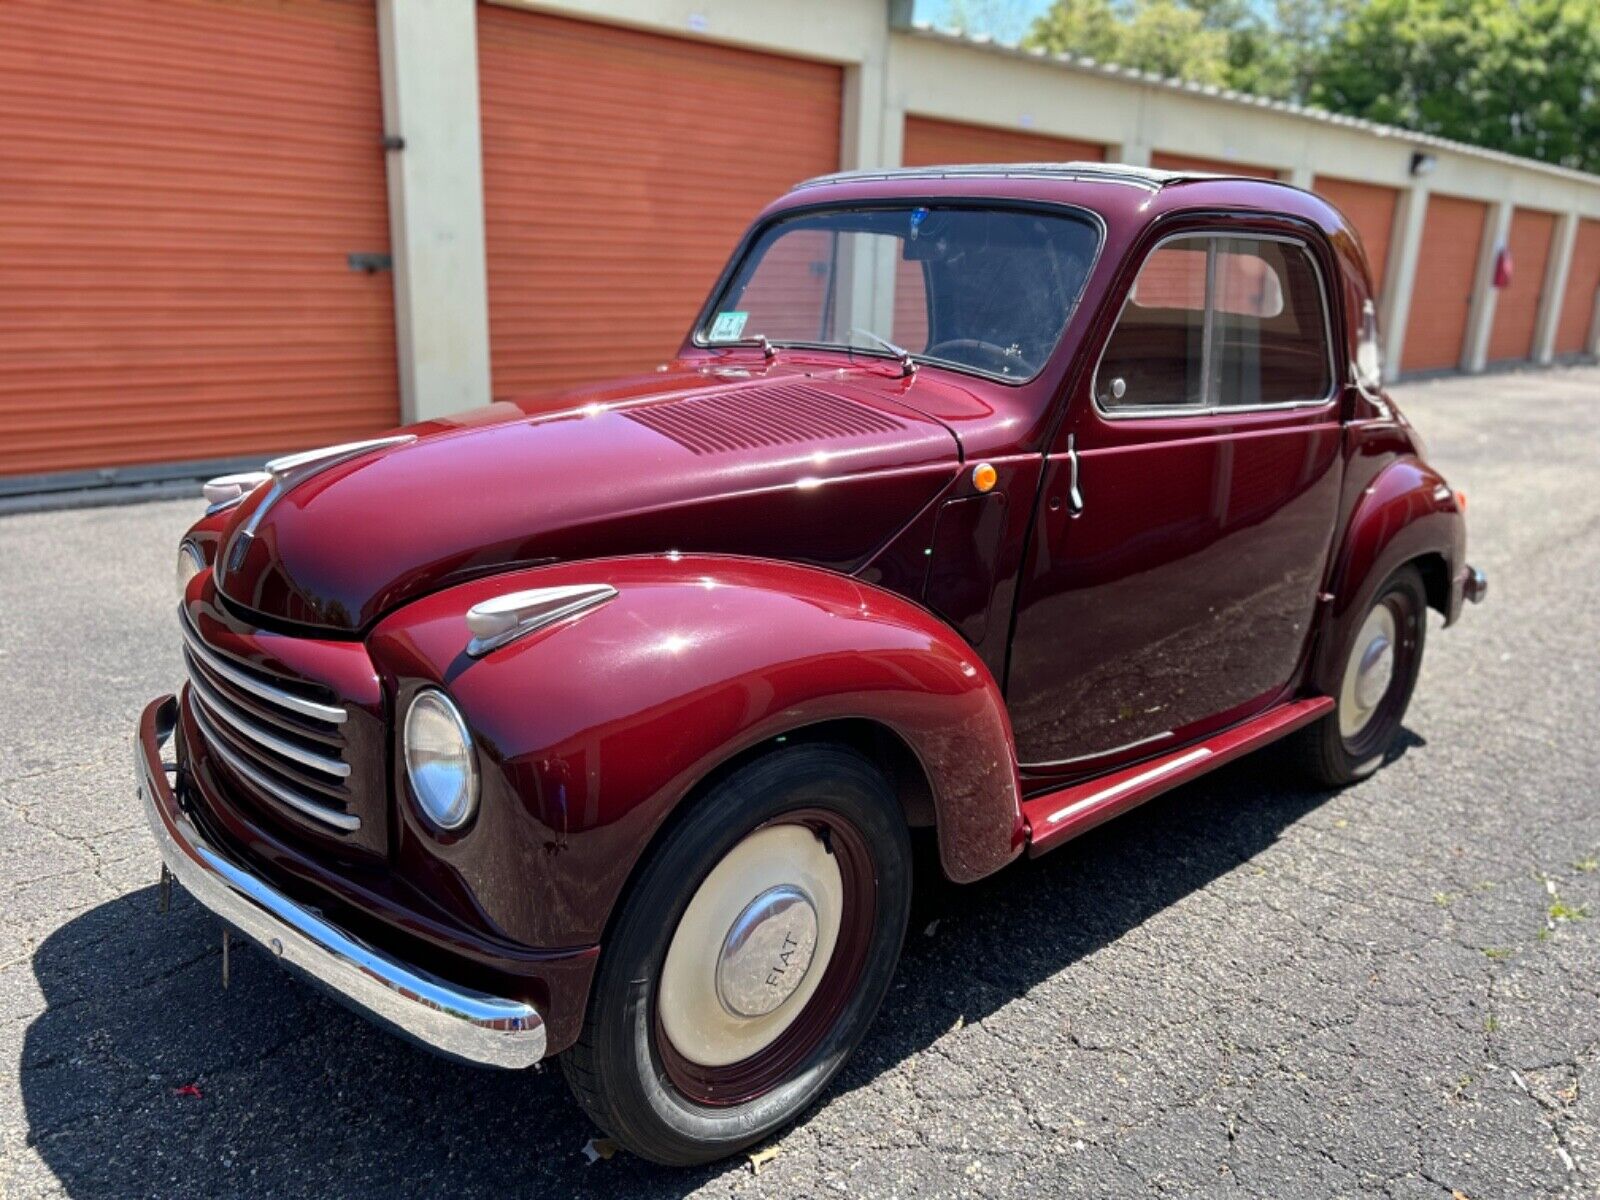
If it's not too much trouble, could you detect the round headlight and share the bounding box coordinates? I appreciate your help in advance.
[176,541,204,599]
[404,689,478,831]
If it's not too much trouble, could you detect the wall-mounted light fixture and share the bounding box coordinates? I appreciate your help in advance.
[1409,151,1438,178]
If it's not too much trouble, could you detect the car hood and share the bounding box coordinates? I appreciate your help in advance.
[213,363,963,632]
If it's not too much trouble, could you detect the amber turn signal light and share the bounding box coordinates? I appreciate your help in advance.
[972,463,998,493]
[1455,490,1468,512]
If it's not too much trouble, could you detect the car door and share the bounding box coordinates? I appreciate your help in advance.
[1007,226,1345,771]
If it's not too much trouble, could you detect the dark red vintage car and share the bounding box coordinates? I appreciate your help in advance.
[136,163,1485,1164]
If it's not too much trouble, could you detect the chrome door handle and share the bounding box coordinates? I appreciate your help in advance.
[1066,434,1085,517]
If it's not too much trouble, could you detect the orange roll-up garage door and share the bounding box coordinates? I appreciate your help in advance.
[1555,219,1600,357]
[478,7,842,396]
[1487,207,1556,363]
[1313,176,1400,297]
[0,0,398,478]
[1402,194,1488,374]
[901,116,1105,167]
[1151,151,1277,180]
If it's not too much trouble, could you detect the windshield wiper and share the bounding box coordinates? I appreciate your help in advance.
[711,334,776,360]
[847,328,917,378]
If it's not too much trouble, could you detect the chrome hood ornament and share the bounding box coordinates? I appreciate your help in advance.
[203,471,271,513]
[465,583,618,657]
[222,435,416,575]
[242,434,416,537]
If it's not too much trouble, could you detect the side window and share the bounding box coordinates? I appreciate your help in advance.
[1210,238,1332,407]
[1099,236,1209,410]
[1097,233,1334,413]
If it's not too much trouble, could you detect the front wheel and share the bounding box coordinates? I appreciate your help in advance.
[561,745,912,1165]
[1291,563,1428,787]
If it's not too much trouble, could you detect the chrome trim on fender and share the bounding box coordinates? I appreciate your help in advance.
[136,696,546,1069]
[188,699,360,832]
[178,610,347,725]
[465,583,618,657]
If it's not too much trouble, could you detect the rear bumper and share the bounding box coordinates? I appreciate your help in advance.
[1446,563,1488,625]
[136,695,547,1069]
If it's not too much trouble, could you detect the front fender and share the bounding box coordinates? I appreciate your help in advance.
[1313,456,1464,694]
[369,555,1024,950]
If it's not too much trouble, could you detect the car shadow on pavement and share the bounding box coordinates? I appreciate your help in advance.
[19,743,1411,1198]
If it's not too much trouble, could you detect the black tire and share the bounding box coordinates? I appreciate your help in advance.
[560,744,912,1166]
[1291,564,1427,787]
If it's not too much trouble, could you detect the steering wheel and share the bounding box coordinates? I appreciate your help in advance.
[924,338,1034,376]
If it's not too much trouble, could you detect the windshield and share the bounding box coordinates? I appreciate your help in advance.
[699,205,1102,383]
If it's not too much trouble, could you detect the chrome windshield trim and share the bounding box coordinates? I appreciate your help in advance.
[185,661,350,779]
[178,609,347,725]
[189,698,360,832]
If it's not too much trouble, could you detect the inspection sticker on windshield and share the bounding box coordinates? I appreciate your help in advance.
[708,311,749,341]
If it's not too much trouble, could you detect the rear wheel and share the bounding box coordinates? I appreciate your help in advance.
[1292,564,1427,787]
[561,745,911,1165]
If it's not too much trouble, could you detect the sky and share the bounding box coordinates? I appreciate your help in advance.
[914,0,1284,45]
[912,0,1057,43]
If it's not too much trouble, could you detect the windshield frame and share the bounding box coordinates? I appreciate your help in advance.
[690,197,1108,387]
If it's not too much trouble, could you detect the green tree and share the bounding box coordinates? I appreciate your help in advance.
[1024,0,1230,85]
[1310,0,1600,173]
[1025,0,1350,97]
[1118,0,1231,83]
[1023,0,1126,63]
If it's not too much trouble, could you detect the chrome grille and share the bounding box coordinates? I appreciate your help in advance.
[179,609,359,833]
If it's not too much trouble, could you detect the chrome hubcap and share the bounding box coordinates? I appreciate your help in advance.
[1340,605,1398,740]
[715,885,819,1018]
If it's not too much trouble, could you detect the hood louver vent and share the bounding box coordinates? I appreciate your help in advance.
[623,383,904,455]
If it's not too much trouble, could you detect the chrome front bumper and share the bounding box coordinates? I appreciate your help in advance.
[135,695,546,1069]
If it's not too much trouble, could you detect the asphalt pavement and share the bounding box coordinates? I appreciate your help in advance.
[2,364,1597,1198]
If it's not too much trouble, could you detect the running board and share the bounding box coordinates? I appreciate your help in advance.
[1022,696,1334,857]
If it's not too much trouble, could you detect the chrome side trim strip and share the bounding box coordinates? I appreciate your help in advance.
[185,662,350,779]
[1043,747,1213,828]
[137,696,545,1069]
[178,609,347,725]
[189,698,360,832]
[1023,728,1175,772]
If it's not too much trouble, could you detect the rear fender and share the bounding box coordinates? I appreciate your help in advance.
[1312,456,1464,694]
[369,555,1024,950]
